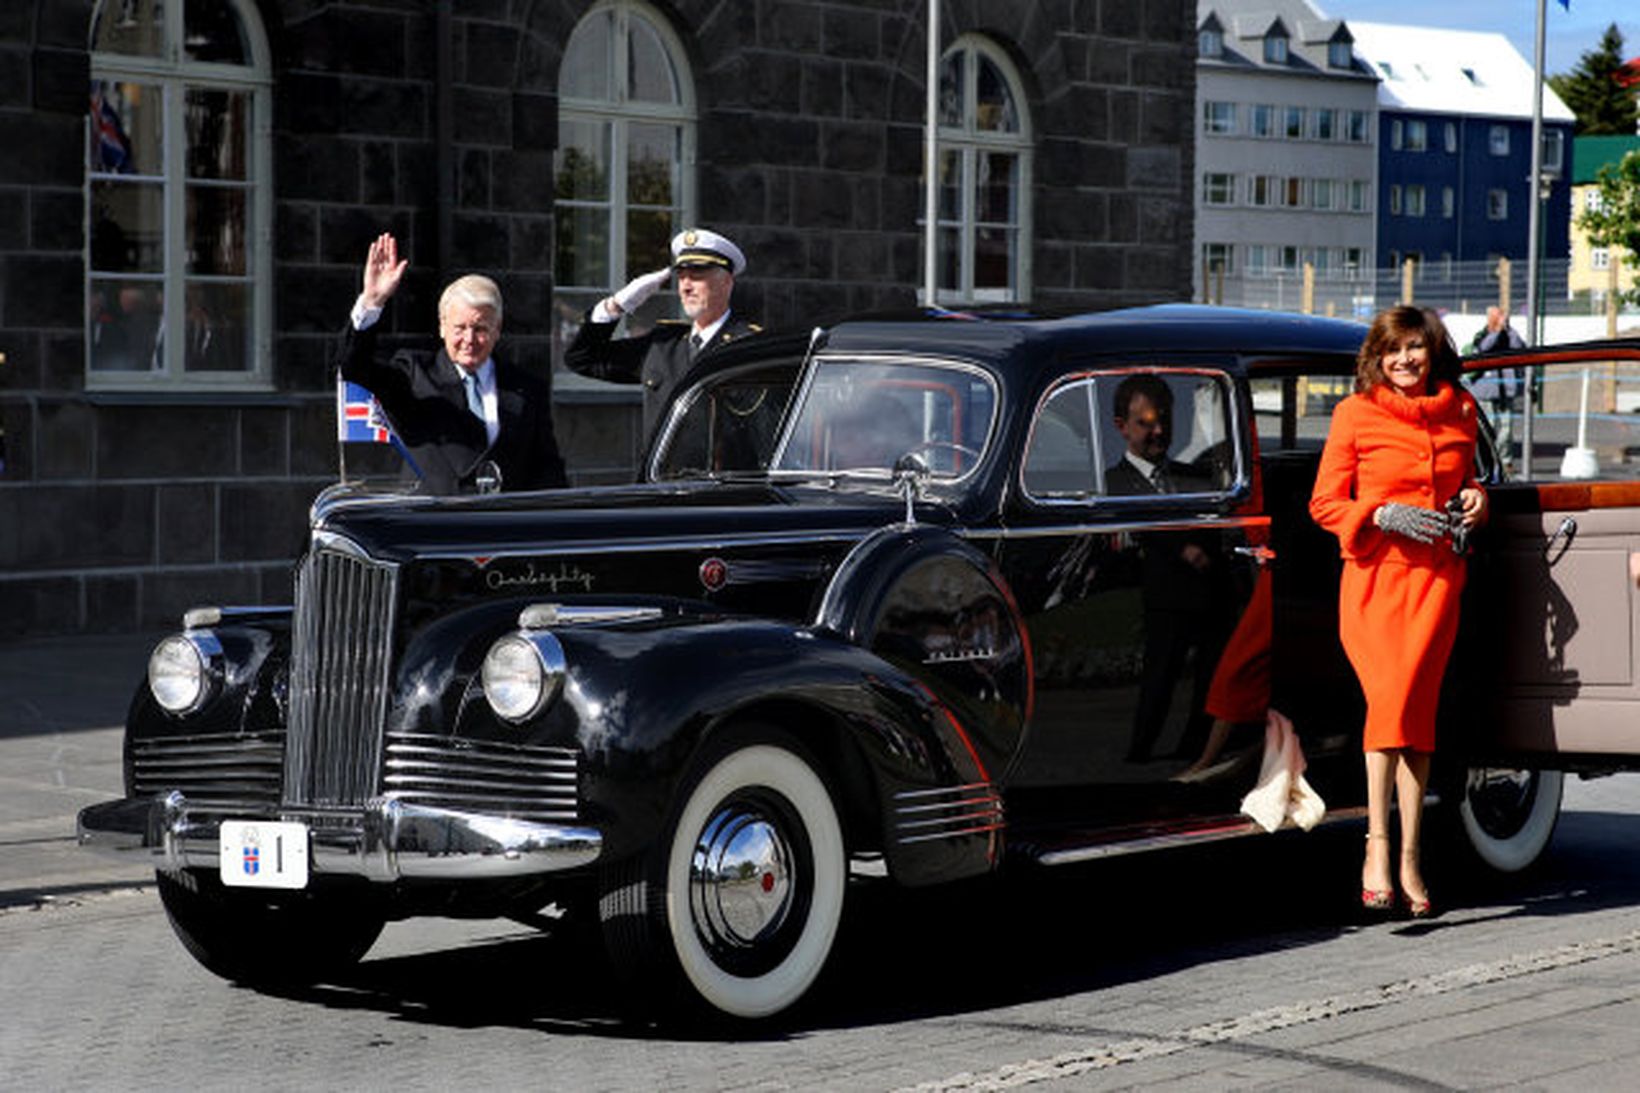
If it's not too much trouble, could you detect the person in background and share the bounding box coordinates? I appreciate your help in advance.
[1310,305,1487,918]
[564,228,761,454]
[1467,306,1526,354]
[334,232,567,495]
[1466,306,1527,467]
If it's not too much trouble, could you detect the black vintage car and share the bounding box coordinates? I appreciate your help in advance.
[78,305,1640,1020]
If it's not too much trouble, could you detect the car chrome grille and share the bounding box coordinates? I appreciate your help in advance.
[382,733,580,822]
[284,545,400,808]
[892,782,1004,845]
[131,731,284,813]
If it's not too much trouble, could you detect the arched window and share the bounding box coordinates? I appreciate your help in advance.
[934,36,1032,304]
[555,1,696,338]
[86,0,272,389]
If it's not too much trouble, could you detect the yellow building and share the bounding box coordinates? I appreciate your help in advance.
[1569,135,1640,304]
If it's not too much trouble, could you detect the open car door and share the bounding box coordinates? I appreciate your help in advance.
[1454,337,1640,769]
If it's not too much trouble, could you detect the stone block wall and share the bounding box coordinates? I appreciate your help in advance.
[0,0,1197,636]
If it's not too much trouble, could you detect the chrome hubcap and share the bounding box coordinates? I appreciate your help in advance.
[689,798,799,963]
[1467,768,1537,839]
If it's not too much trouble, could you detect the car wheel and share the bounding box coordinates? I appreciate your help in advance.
[156,870,386,987]
[599,736,846,1021]
[1451,767,1563,875]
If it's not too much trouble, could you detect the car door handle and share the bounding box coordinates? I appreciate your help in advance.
[1233,544,1277,566]
[1544,516,1576,563]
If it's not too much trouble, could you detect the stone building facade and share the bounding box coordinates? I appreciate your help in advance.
[0,0,1196,637]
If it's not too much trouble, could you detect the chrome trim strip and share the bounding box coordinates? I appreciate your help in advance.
[415,530,872,563]
[966,514,1271,541]
[893,781,994,799]
[897,822,1005,845]
[1034,805,1370,866]
[76,794,602,881]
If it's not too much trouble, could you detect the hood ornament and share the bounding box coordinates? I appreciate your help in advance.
[892,452,930,525]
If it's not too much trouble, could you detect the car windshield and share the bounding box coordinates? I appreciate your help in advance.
[771,357,997,479]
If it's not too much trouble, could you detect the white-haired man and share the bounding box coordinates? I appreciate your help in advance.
[334,232,567,495]
[564,227,762,452]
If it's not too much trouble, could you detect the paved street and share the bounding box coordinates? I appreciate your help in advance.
[9,632,1640,1089]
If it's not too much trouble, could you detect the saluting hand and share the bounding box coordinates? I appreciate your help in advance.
[362,232,409,310]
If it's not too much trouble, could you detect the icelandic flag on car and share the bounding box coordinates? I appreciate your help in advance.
[338,379,395,444]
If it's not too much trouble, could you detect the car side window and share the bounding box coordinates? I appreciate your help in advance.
[1022,380,1099,497]
[1024,370,1238,503]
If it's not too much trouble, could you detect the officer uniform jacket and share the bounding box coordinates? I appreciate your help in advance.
[563,310,761,453]
[334,322,568,496]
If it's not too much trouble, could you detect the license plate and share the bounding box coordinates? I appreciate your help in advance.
[219,820,309,889]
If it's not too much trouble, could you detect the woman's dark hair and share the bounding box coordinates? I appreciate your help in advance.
[1354,305,1463,394]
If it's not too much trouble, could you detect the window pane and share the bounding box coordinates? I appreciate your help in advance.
[555,205,611,287]
[88,278,163,372]
[938,51,964,127]
[92,0,165,57]
[186,184,247,274]
[974,226,1011,289]
[627,17,679,104]
[975,151,1016,224]
[184,88,247,180]
[627,208,675,277]
[89,180,164,272]
[89,81,162,176]
[937,226,960,291]
[555,120,610,201]
[184,0,249,64]
[937,149,961,221]
[183,280,249,372]
[560,9,613,100]
[974,55,1018,132]
[627,122,678,206]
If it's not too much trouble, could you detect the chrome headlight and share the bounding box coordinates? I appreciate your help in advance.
[148,631,222,715]
[481,631,565,723]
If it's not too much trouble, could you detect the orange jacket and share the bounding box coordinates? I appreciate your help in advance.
[1308,382,1482,567]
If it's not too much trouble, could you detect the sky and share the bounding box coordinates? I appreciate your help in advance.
[1322,1,1640,77]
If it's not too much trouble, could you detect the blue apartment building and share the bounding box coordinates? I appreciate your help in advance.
[1350,22,1574,305]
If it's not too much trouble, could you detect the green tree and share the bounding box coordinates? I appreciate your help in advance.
[1579,149,1640,307]
[1549,23,1640,136]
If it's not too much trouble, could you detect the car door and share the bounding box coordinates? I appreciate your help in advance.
[995,364,1267,829]
[1451,338,1640,767]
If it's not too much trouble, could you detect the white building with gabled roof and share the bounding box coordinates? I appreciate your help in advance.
[1195,0,1380,311]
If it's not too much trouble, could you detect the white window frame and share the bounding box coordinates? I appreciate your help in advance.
[1202,243,1234,276]
[931,34,1033,305]
[85,0,274,391]
[1349,179,1370,213]
[1313,108,1336,141]
[1406,184,1425,217]
[1542,129,1565,174]
[1264,34,1288,64]
[1203,100,1236,135]
[1328,39,1352,69]
[1345,110,1370,144]
[1202,173,1236,206]
[1284,106,1305,140]
[1251,104,1277,139]
[1311,178,1333,211]
[555,1,698,319]
[1199,28,1223,57]
[1592,247,1610,271]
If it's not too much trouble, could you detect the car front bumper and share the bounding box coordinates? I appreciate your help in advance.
[77,792,603,882]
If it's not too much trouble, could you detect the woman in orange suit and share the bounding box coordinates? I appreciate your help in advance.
[1309,306,1487,917]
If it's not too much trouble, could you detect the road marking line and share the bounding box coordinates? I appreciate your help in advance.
[899,928,1640,1091]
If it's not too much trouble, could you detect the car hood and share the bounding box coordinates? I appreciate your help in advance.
[311,479,939,564]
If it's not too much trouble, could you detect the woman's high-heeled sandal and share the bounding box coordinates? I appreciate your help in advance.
[1361,832,1394,910]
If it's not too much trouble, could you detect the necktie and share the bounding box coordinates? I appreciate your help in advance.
[1150,465,1172,493]
[463,372,485,421]
[688,332,703,359]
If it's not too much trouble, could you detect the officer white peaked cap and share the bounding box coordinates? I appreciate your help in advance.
[670,228,746,276]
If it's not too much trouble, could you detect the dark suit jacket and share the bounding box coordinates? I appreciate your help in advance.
[334,323,567,496]
[1104,456,1206,496]
[563,310,761,452]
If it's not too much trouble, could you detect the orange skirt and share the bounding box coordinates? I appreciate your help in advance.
[1338,556,1466,753]
[1205,568,1271,724]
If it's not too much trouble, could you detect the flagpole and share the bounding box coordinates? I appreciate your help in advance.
[1523,0,1547,476]
[923,0,940,307]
